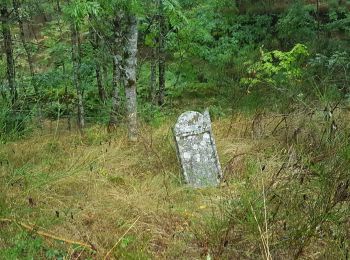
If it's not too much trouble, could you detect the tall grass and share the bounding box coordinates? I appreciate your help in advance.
[195,106,350,259]
[0,107,349,259]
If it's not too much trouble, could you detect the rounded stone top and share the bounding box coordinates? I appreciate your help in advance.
[174,110,211,136]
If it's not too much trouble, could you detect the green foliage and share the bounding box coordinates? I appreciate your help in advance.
[311,51,350,69]
[139,103,168,126]
[241,44,309,89]
[0,229,69,260]
[0,103,34,141]
[166,1,276,89]
[307,50,350,101]
[1,231,45,259]
[326,5,350,34]
[163,0,188,29]
[277,2,316,45]
[63,0,100,23]
[112,234,151,259]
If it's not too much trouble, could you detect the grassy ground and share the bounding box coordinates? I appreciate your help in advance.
[0,108,349,259]
[0,115,252,259]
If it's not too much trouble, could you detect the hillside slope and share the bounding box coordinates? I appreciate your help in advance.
[1,110,349,259]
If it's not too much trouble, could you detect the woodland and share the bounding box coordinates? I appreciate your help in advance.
[0,0,350,259]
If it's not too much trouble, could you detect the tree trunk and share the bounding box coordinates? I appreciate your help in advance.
[109,57,121,128]
[102,65,108,87]
[56,0,61,13]
[124,14,138,141]
[109,13,124,128]
[1,4,17,105]
[13,0,35,78]
[71,23,85,130]
[150,47,157,104]
[89,23,107,102]
[158,0,166,106]
[96,65,106,101]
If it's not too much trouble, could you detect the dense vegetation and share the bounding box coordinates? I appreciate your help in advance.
[1,0,350,259]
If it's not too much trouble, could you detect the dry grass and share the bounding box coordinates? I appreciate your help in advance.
[2,109,347,258]
[0,115,261,259]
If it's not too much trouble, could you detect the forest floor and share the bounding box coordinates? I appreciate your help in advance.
[0,108,346,259]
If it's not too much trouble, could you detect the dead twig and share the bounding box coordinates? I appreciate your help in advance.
[104,216,140,260]
[0,218,96,251]
[272,115,287,135]
[223,152,251,174]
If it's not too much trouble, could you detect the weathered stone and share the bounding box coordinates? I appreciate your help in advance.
[173,110,222,188]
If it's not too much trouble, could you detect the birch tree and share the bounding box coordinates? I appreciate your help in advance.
[124,13,138,141]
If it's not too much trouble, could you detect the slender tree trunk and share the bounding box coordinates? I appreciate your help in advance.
[89,23,107,102]
[109,13,124,128]
[316,0,320,39]
[150,47,157,104]
[56,0,61,13]
[13,0,36,90]
[102,65,108,86]
[124,14,138,141]
[96,65,106,101]
[158,0,166,106]
[109,56,121,128]
[1,4,17,105]
[71,23,84,130]
[61,61,70,130]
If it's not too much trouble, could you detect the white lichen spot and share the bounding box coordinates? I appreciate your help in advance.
[183,152,191,160]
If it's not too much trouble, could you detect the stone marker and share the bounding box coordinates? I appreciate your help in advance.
[173,110,222,188]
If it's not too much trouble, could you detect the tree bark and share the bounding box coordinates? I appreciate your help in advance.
[109,56,121,128]
[71,23,85,130]
[124,14,138,141]
[158,0,166,106]
[1,4,17,105]
[109,13,124,128]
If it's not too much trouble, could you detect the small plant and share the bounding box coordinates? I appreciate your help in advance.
[241,43,309,91]
[1,231,45,259]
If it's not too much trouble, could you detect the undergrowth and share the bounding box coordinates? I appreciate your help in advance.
[1,106,350,259]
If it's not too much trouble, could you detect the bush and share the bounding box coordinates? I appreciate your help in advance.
[0,105,32,141]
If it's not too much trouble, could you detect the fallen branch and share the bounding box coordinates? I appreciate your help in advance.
[0,218,96,251]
